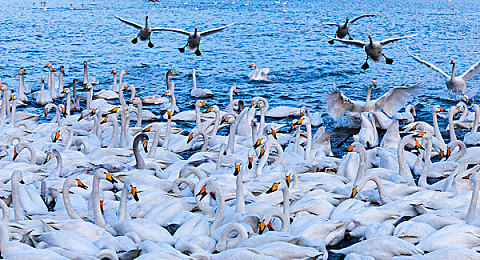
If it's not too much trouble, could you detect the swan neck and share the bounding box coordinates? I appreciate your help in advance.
[118,184,128,221]
[235,170,246,214]
[12,171,24,221]
[466,176,480,222]
[133,135,145,169]
[63,178,82,219]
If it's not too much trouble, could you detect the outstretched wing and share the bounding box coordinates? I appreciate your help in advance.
[379,32,420,46]
[407,47,448,78]
[350,14,377,24]
[303,22,338,33]
[200,22,236,37]
[374,83,422,116]
[324,34,365,48]
[113,15,142,29]
[151,27,191,35]
[461,60,480,80]
[325,89,356,120]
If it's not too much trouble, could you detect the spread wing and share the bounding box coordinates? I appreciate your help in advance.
[379,32,420,46]
[407,47,448,78]
[200,22,236,37]
[350,14,377,24]
[374,83,422,116]
[324,34,365,48]
[303,22,338,33]
[461,60,480,80]
[151,27,190,35]
[113,15,142,29]
[324,89,356,120]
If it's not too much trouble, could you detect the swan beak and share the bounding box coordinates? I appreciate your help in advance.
[61,106,67,117]
[286,174,291,187]
[372,81,376,87]
[200,101,206,106]
[463,173,472,180]
[19,178,25,184]
[249,64,255,68]
[451,59,455,64]
[89,108,97,116]
[289,123,296,132]
[206,107,213,113]
[128,99,134,104]
[167,110,172,119]
[438,107,446,112]
[234,89,238,95]
[410,123,418,131]
[100,200,104,215]
[43,153,52,164]
[413,131,425,138]
[100,117,108,124]
[346,144,354,152]
[44,63,51,68]
[446,148,451,159]
[143,126,152,132]
[53,131,60,142]
[248,156,253,169]
[258,146,265,159]
[351,186,358,198]
[44,108,49,117]
[440,149,445,158]
[196,185,208,201]
[267,221,274,231]
[105,172,118,184]
[143,140,149,153]
[234,163,241,176]
[112,69,116,74]
[297,118,304,125]
[210,191,216,200]
[131,185,139,201]
[76,179,88,189]
[172,72,176,75]
[9,94,15,101]
[250,101,254,108]
[266,182,280,194]
[271,129,277,140]
[253,138,262,149]
[255,102,261,108]
[456,107,462,113]
[109,107,119,113]
[13,148,18,161]
[220,116,230,124]
[300,111,304,117]
[187,133,194,143]
[466,98,470,105]
[415,140,424,150]
[162,91,169,97]
[178,173,182,178]
[259,221,266,234]
[78,113,84,121]
[61,89,67,94]
[252,120,257,127]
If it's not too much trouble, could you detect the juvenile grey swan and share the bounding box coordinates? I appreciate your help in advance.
[408,47,480,101]
[305,14,377,44]
[114,15,164,48]
[156,22,236,56]
[326,33,420,70]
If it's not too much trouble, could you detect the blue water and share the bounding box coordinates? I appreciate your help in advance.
[1,0,480,155]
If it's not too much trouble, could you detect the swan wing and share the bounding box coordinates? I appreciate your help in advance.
[325,89,355,120]
[303,22,338,33]
[461,60,480,80]
[113,15,142,29]
[407,47,448,78]
[349,14,377,24]
[200,22,236,37]
[324,34,365,48]
[152,27,191,35]
[374,83,422,116]
[379,32,420,46]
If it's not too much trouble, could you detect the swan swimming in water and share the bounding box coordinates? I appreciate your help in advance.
[249,63,270,81]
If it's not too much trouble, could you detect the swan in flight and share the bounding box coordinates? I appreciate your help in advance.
[155,22,236,56]
[408,47,480,100]
[249,63,270,81]
[324,81,421,121]
[305,14,377,44]
[326,33,420,70]
[113,15,164,48]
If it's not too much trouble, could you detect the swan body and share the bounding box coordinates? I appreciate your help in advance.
[249,64,270,81]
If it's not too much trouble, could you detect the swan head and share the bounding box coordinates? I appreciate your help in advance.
[130,185,139,201]
[112,69,117,74]
[450,59,455,64]
[249,63,256,68]
[59,66,65,74]
[258,145,265,159]
[84,83,92,90]
[187,132,194,143]
[162,90,170,97]
[76,179,88,190]
[368,34,373,43]
[251,119,257,128]
[266,182,280,194]
[346,143,354,152]
[433,105,446,113]
[234,161,241,176]
[9,93,15,101]
[53,130,61,142]
[247,150,254,169]
[105,171,117,184]
[140,134,149,153]
[167,70,176,76]
[61,88,70,94]
[196,100,207,107]
[253,137,263,149]
[83,61,87,66]
[345,17,349,23]
[19,68,26,75]
[44,62,52,68]
[220,115,233,124]
[194,27,198,35]
[196,184,208,201]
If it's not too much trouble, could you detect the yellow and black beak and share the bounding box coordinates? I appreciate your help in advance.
[187,133,194,144]
[271,129,277,140]
[77,113,84,121]
[234,163,241,176]
[105,172,118,184]
[143,139,149,153]
[255,102,261,108]
[142,126,152,133]
[462,173,472,180]
[413,132,426,138]
[289,122,296,132]
[439,149,445,158]
[9,94,15,101]
[415,140,425,150]
[128,99,134,104]
[220,116,230,124]
[178,173,182,178]
[466,98,470,105]
[457,106,462,113]
[351,186,358,198]
[162,91,169,97]
[89,108,97,116]
[100,116,108,124]
[131,185,139,202]
[266,182,280,194]
[438,106,446,112]
[53,131,60,142]
[286,174,291,188]
[253,138,263,149]
[19,178,25,184]
[100,200,104,215]
[346,144,354,152]
[43,153,52,164]
[446,148,451,159]
[200,101,206,106]
[196,185,208,201]
[259,220,266,235]
[248,156,253,169]
[13,148,18,161]
[258,146,266,159]
[267,221,274,231]
[206,107,213,113]
[167,110,172,119]
[61,106,67,117]
[76,179,88,190]
[44,108,49,117]
[210,191,216,201]
[108,107,119,114]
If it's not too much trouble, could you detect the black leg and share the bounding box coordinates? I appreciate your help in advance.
[347,32,353,40]
[195,48,201,56]
[361,56,370,70]
[382,53,394,64]
[131,35,138,44]
[328,38,335,45]
[178,47,185,53]
[148,40,154,48]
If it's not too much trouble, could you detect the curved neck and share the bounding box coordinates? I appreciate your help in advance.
[216,145,226,170]
[472,106,480,133]
[216,223,248,251]
[451,62,456,80]
[418,136,433,187]
[270,141,284,166]
[209,182,225,235]
[112,72,118,92]
[172,178,195,196]
[449,140,467,162]
[353,145,367,185]
[119,86,126,107]
[357,176,388,205]
[448,108,458,141]
[63,178,82,219]
[432,109,445,143]
[227,108,248,154]
[211,109,220,136]
[293,125,300,153]
[256,143,271,177]
[133,135,145,169]
[466,176,480,222]
[0,223,9,253]
[11,171,24,220]
[148,125,161,158]
[20,143,37,164]
[235,169,245,214]
[53,150,63,177]
[0,199,9,222]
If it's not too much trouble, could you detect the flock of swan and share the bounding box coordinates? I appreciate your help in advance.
[3,3,480,260]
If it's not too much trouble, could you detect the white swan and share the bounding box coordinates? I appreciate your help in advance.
[326,33,420,69]
[82,61,99,85]
[408,47,480,99]
[191,68,213,97]
[464,104,480,145]
[249,63,270,81]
